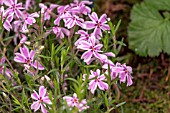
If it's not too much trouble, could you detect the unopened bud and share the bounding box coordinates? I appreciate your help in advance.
[44,75,51,81]
[25,41,31,45]
[2,92,7,98]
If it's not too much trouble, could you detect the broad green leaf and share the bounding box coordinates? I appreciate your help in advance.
[128,0,170,57]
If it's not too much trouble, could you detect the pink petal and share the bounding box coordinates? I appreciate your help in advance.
[31,101,41,112]
[94,44,103,50]
[81,50,93,63]
[43,96,52,104]
[89,12,98,22]
[127,75,133,86]
[85,21,96,30]
[101,24,110,30]
[32,60,44,70]
[89,80,97,94]
[14,53,26,63]
[0,57,6,64]
[104,52,115,57]
[41,104,48,113]
[96,69,100,76]
[3,21,12,31]
[21,45,29,58]
[93,27,102,38]
[119,72,126,83]
[15,9,23,18]
[89,36,96,46]
[26,17,35,25]
[29,50,35,60]
[98,81,108,90]
[61,27,70,36]
[99,14,107,23]
[39,3,47,9]
[39,86,46,98]
[31,90,39,100]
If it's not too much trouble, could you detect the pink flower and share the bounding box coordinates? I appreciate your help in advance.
[84,69,108,94]
[4,0,24,19]
[63,93,79,107]
[77,35,107,64]
[103,62,133,86]
[70,0,92,15]
[75,30,91,46]
[22,12,39,32]
[24,0,36,10]
[0,57,13,79]
[14,45,44,72]
[62,14,85,29]
[0,6,13,31]
[39,3,58,20]
[53,26,70,39]
[85,12,110,39]
[78,99,89,112]
[54,5,71,26]
[63,93,89,111]
[118,64,133,86]
[31,86,52,113]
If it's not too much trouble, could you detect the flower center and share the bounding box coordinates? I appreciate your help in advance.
[25,57,32,65]
[91,47,95,51]
[39,97,43,103]
[95,78,99,82]
[95,21,101,28]
[72,98,78,103]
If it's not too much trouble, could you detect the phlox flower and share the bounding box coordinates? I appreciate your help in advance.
[86,12,110,39]
[39,3,58,20]
[118,64,133,86]
[62,14,85,29]
[75,30,91,46]
[70,0,92,15]
[54,5,71,26]
[53,26,70,39]
[63,93,79,107]
[22,12,39,32]
[25,0,36,10]
[83,69,108,94]
[14,45,44,73]
[63,93,89,111]
[4,0,24,19]
[103,62,133,86]
[0,6,13,31]
[77,35,107,64]
[31,86,52,113]
[0,57,13,79]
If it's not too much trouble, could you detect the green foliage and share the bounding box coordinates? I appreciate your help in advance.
[128,0,170,57]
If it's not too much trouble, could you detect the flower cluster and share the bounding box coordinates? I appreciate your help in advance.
[63,93,89,112]
[0,0,133,112]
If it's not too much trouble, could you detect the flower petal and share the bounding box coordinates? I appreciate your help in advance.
[39,86,46,98]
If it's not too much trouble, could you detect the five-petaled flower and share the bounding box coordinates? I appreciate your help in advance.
[14,45,44,73]
[83,69,108,94]
[39,3,58,20]
[63,93,89,111]
[4,0,24,19]
[22,12,39,32]
[86,12,110,39]
[77,35,107,64]
[31,86,52,113]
